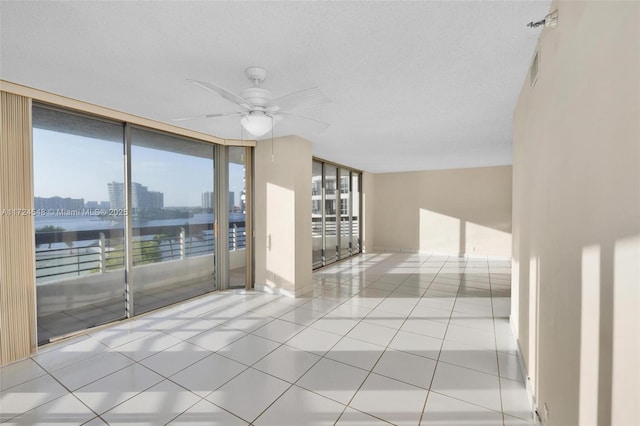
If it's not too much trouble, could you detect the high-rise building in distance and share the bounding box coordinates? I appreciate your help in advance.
[34,196,84,211]
[108,182,164,211]
[202,191,215,210]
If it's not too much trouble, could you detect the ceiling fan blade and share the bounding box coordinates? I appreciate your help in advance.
[188,79,253,110]
[278,112,330,133]
[266,87,330,113]
[172,112,243,122]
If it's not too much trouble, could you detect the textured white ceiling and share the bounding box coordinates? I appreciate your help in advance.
[0,0,550,173]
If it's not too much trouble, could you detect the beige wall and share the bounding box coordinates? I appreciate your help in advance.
[254,136,313,296]
[372,166,512,258]
[512,2,639,425]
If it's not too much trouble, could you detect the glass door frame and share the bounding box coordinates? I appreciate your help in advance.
[32,104,129,343]
[217,145,253,291]
[124,127,253,299]
[125,123,221,316]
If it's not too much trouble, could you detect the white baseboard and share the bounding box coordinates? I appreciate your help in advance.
[370,247,511,261]
[254,283,312,298]
[510,315,542,425]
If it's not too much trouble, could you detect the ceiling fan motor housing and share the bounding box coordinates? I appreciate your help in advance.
[241,87,272,108]
[243,67,271,108]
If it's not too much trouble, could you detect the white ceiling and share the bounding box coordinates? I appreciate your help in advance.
[0,0,550,173]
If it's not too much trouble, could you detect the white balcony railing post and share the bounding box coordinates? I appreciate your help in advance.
[231,224,237,251]
[99,232,106,273]
[180,227,186,259]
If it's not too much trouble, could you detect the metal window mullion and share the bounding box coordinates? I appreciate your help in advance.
[124,123,134,317]
[359,173,363,253]
[347,171,354,256]
[336,168,341,261]
[216,146,229,290]
[321,162,326,267]
[212,143,218,290]
[245,146,253,290]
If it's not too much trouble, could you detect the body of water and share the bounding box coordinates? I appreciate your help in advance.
[35,212,246,232]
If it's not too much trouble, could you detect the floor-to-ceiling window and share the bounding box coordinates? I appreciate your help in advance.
[311,159,362,270]
[32,103,251,344]
[130,127,216,315]
[324,163,338,265]
[33,106,127,344]
[351,172,361,254]
[339,168,351,259]
[227,146,250,288]
[311,161,324,269]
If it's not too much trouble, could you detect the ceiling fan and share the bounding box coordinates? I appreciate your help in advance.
[174,67,330,137]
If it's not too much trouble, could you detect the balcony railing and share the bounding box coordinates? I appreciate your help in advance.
[311,216,359,236]
[35,221,246,283]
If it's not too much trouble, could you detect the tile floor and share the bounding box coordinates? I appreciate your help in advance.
[1,252,535,425]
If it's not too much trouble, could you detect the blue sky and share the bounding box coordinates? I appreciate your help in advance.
[33,129,244,207]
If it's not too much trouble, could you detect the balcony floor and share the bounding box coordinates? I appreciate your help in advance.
[1,252,534,425]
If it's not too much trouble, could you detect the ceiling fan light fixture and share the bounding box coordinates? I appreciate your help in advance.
[241,112,273,137]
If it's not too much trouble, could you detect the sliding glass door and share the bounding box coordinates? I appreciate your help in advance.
[312,161,323,269]
[324,164,338,265]
[228,146,250,289]
[33,106,127,344]
[130,127,216,315]
[32,104,252,344]
[352,172,361,254]
[339,168,351,259]
[311,159,362,270]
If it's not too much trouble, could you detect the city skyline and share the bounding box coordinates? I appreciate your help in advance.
[34,191,246,211]
[33,128,245,207]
